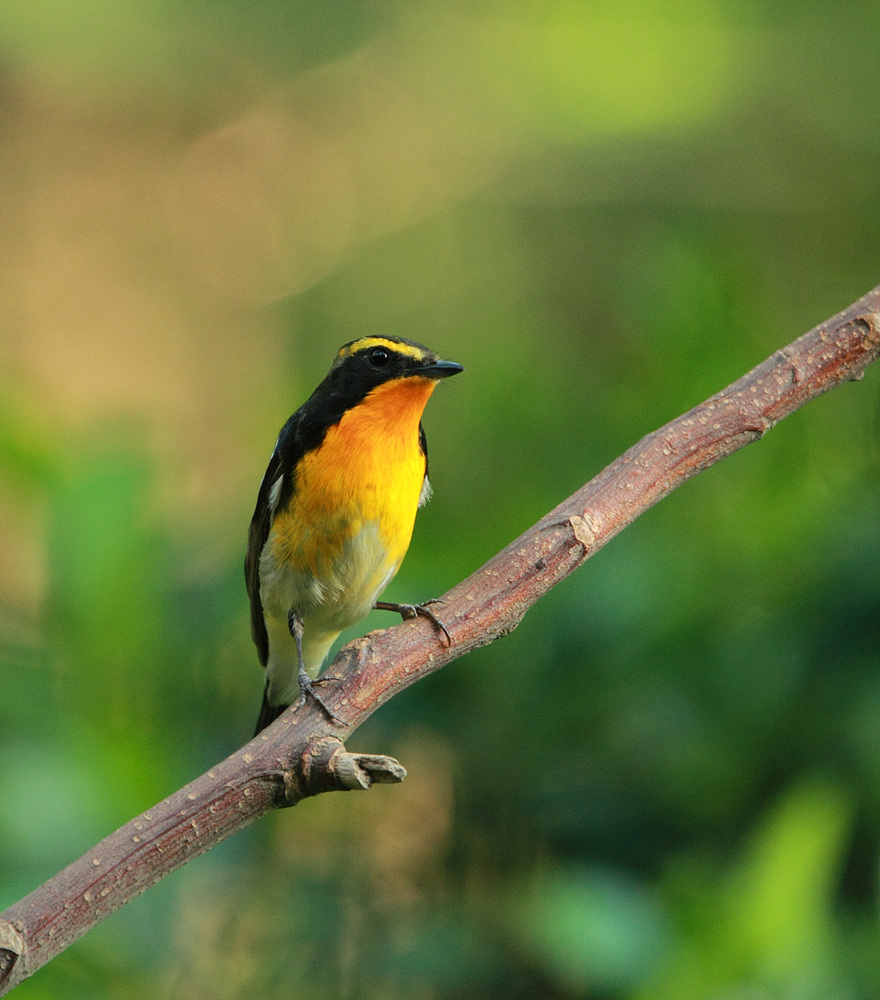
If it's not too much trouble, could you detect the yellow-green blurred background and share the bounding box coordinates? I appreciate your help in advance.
[2,1,880,997]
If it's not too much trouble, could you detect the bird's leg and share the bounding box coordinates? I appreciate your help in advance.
[288,610,342,723]
[374,599,451,645]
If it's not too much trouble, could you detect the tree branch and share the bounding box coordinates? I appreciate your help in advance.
[2,286,879,994]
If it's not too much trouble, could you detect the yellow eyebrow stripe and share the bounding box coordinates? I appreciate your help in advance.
[336,337,427,362]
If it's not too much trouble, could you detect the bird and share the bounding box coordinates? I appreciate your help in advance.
[245,335,463,734]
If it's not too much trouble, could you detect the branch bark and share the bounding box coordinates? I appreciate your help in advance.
[2,286,879,994]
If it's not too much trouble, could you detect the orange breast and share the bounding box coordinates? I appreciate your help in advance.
[272,376,437,580]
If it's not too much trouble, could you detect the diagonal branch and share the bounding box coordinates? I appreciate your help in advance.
[2,285,879,995]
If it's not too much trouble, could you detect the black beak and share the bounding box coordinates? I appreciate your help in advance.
[417,359,464,379]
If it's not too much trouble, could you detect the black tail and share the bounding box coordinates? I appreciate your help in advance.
[253,685,287,736]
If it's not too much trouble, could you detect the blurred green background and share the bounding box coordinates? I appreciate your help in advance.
[1,0,879,997]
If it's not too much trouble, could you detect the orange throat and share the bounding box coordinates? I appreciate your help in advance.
[277,376,438,572]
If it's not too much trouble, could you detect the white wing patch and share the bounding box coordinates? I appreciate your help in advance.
[268,473,284,513]
[418,475,432,507]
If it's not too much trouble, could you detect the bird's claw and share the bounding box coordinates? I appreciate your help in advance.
[374,599,451,645]
[296,669,344,724]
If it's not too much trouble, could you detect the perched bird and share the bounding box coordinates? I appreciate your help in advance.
[246,336,463,734]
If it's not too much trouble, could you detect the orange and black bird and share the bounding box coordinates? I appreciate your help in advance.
[245,336,463,734]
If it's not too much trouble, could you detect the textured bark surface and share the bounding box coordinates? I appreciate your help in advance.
[2,285,879,995]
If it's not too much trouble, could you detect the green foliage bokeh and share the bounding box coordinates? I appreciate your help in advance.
[1,1,879,997]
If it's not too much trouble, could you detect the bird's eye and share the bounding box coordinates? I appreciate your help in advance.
[368,347,390,368]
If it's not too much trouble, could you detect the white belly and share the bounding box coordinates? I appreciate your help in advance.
[259,519,401,705]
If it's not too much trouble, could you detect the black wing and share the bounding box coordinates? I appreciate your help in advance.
[245,406,314,666]
[417,421,432,503]
[419,421,429,480]
[244,442,285,668]
[245,397,337,668]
